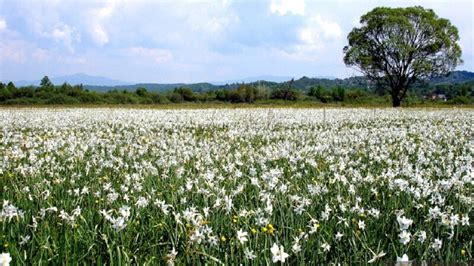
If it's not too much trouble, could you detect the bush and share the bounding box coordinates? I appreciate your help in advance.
[135,87,148,97]
[345,89,368,101]
[77,92,104,103]
[271,88,300,101]
[5,98,44,105]
[174,87,196,101]
[308,85,333,103]
[46,94,81,104]
[449,96,471,104]
[151,94,170,104]
[167,92,184,103]
[104,92,140,104]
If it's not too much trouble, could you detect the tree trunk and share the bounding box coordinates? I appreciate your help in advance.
[392,95,401,107]
[391,85,403,107]
[392,94,402,107]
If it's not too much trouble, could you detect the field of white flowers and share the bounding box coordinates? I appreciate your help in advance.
[0,108,472,265]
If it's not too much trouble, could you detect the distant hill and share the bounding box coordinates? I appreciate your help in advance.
[212,75,295,85]
[9,73,131,87]
[87,82,219,93]
[430,70,474,84]
[70,70,474,92]
[6,70,473,92]
[287,71,474,91]
[288,76,368,91]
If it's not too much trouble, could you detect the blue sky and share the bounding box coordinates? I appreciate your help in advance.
[0,0,473,83]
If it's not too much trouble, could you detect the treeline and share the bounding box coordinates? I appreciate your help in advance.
[0,76,472,105]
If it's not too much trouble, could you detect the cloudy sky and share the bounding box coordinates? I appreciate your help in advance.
[0,0,472,83]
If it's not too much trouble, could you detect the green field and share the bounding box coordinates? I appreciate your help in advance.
[1,108,472,264]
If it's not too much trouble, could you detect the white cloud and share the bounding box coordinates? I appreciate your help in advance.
[0,42,27,63]
[185,1,239,36]
[205,16,238,34]
[274,45,320,61]
[32,48,85,64]
[126,46,173,64]
[57,56,86,65]
[88,0,116,45]
[300,15,342,44]
[298,15,342,51]
[91,26,109,46]
[45,23,80,52]
[0,18,7,32]
[278,14,342,61]
[270,0,305,16]
[32,48,50,61]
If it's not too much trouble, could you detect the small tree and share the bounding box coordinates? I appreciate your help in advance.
[135,87,148,97]
[343,6,462,107]
[40,76,54,91]
[174,87,196,101]
[6,82,16,92]
[272,79,299,101]
[332,86,345,102]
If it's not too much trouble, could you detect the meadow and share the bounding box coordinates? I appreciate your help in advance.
[0,108,472,264]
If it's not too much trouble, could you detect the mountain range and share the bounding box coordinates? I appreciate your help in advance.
[9,73,131,87]
[4,71,474,92]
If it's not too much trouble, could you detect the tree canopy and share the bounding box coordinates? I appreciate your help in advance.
[343,6,462,107]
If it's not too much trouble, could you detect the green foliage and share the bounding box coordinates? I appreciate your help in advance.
[45,94,81,104]
[332,87,345,102]
[308,86,345,103]
[135,87,148,97]
[309,85,331,102]
[167,92,184,103]
[40,76,54,92]
[449,96,471,105]
[0,78,471,106]
[230,84,256,103]
[173,87,196,101]
[6,82,16,92]
[151,93,170,104]
[344,6,462,107]
[271,80,300,101]
[345,89,369,101]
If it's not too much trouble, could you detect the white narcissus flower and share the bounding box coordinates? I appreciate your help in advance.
[417,230,426,243]
[244,248,256,260]
[395,254,410,265]
[292,242,302,253]
[0,253,12,266]
[431,238,442,251]
[270,243,289,263]
[236,229,249,244]
[321,243,331,252]
[397,216,413,230]
[358,220,365,230]
[136,197,149,208]
[119,206,131,219]
[399,230,411,245]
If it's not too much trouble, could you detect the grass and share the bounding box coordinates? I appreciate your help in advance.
[0,100,472,110]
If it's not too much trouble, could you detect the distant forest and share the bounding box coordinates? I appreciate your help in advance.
[1,71,473,105]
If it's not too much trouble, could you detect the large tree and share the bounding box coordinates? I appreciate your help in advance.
[343,6,462,107]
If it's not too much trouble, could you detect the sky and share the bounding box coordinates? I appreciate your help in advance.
[0,0,473,84]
